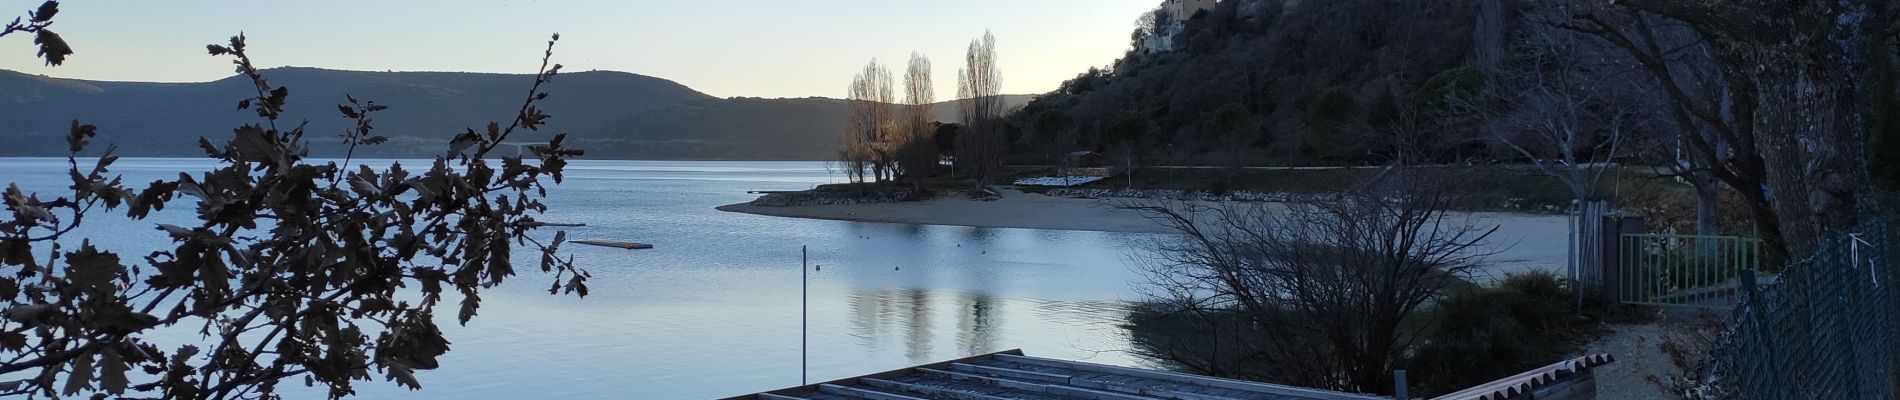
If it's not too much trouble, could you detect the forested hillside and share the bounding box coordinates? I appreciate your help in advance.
[1010,0,1513,165]
[1008,0,1900,176]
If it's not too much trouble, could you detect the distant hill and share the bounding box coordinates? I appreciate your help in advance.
[0,68,1030,160]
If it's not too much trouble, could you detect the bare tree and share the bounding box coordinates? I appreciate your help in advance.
[1471,0,1506,75]
[1573,0,1893,258]
[1446,15,1642,299]
[842,59,895,183]
[1126,172,1498,393]
[1576,14,1734,239]
[956,31,1006,191]
[1555,3,1797,264]
[1469,16,1633,205]
[1106,111,1149,188]
[895,52,938,182]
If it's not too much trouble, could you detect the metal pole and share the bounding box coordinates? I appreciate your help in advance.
[802,245,809,386]
[1393,369,1409,400]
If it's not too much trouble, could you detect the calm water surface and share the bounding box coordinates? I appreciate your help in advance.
[1,158,1163,399]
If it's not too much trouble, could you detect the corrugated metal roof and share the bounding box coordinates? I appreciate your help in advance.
[728,350,1386,400]
[1428,354,1616,400]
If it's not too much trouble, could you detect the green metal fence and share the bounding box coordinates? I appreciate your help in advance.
[1714,214,1898,399]
[1617,234,1763,309]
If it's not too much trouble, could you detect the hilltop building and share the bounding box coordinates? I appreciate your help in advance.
[1164,0,1217,25]
[1139,0,1219,54]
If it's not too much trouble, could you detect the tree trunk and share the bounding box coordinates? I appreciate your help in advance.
[1750,58,1873,257]
[1619,0,1885,259]
[1691,174,1722,263]
[1694,174,1719,236]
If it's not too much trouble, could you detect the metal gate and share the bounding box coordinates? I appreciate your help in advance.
[1616,234,1763,308]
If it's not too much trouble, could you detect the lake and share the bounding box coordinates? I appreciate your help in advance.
[0,158,1165,399]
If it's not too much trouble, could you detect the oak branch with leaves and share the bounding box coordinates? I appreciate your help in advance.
[0,0,71,66]
[1,29,588,399]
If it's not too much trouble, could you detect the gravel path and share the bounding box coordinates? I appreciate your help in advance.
[1583,309,1729,400]
[1583,322,1676,399]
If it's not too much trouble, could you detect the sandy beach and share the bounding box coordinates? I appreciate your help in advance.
[717,189,1574,280]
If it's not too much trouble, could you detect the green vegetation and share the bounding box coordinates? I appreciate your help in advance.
[1009,0,1495,166]
[1408,272,1598,396]
[1127,170,1506,394]
[1125,272,1601,397]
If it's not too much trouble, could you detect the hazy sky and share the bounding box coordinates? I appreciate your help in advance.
[0,1,1157,98]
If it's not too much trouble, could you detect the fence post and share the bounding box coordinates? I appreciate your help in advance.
[1599,214,1643,306]
[1392,369,1408,400]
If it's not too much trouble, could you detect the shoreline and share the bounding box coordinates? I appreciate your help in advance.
[716,188,1177,234]
[717,189,1575,280]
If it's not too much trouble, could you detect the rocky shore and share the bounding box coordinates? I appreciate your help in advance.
[745,188,923,207]
[1043,188,1335,203]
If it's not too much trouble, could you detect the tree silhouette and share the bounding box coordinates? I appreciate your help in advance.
[0,1,71,66]
[1,29,588,399]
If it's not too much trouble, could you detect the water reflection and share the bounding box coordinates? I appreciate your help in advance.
[904,289,933,362]
[955,292,1000,356]
[845,289,1010,363]
[899,223,927,239]
[2,158,1165,399]
[962,226,1000,241]
[837,288,1139,367]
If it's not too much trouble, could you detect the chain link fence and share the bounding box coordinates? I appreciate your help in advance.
[1715,214,1899,399]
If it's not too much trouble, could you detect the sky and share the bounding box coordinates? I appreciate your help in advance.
[0,1,1158,99]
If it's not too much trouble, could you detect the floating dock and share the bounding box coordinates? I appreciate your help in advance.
[572,240,653,250]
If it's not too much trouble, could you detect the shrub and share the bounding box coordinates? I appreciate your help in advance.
[1408,272,1585,396]
[1499,271,1575,331]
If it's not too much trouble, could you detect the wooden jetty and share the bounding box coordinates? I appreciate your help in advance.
[521,221,587,228]
[572,240,653,250]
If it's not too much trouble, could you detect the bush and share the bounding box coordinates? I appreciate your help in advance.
[1205,179,1231,195]
[1499,271,1575,331]
[1408,272,1586,396]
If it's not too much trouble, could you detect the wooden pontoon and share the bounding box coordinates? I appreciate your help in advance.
[571,240,653,250]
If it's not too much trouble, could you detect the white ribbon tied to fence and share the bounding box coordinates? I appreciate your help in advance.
[1852,233,1878,288]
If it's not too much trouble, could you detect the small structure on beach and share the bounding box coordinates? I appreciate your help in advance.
[1064,150,1105,168]
[1011,175,1105,187]
[723,350,1615,400]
